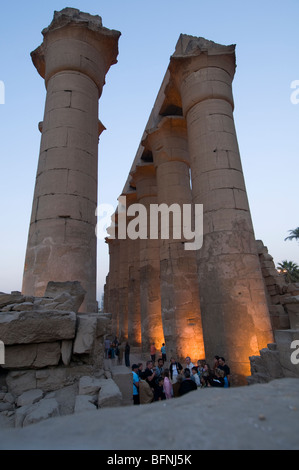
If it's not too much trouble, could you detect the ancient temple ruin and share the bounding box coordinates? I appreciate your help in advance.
[0,7,298,436]
[104,35,276,385]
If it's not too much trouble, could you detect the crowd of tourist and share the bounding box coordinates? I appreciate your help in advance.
[104,338,231,406]
[131,347,231,405]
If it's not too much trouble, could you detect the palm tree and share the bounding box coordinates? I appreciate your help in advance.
[277,260,299,283]
[285,227,299,242]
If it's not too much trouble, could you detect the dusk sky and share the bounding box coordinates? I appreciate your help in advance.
[0,0,298,303]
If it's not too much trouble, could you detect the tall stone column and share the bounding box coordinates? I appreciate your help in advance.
[118,236,129,341]
[142,116,205,361]
[130,164,164,354]
[126,192,142,346]
[22,8,120,312]
[106,236,120,337]
[169,35,273,383]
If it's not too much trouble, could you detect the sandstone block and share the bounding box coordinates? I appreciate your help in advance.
[0,310,76,345]
[6,371,37,396]
[259,348,284,379]
[73,314,102,355]
[17,389,44,408]
[275,329,299,378]
[12,302,35,312]
[16,398,60,428]
[283,296,299,330]
[44,281,86,313]
[97,378,122,408]
[0,402,14,412]
[78,376,102,396]
[3,343,61,369]
[35,368,73,393]
[3,393,15,404]
[61,340,73,366]
[0,293,34,310]
[74,395,97,413]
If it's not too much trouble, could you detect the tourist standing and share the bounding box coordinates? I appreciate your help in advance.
[150,342,156,363]
[155,358,165,380]
[137,363,143,377]
[132,364,140,405]
[178,369,197,396]
[142,360,156,391]
[218,357,231,386]
[185,356,195,373]
[191,366,201,387]
[169,357,183,383]
[125,341,130,367]
[154,377,166,401]
[163,369,173,399]
[104,338,111,359]
[161,343,167,362]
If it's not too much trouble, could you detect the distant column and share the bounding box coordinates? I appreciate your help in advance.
[143,116,205,362]
[106,237,120,337]
[126,192,142,346]
[22,8,120,312]
[130,164,165,354]
[169,35,273,383]
[118,236,129,341]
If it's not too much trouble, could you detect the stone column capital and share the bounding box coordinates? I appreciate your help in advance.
[168,34,236,114]
[142,116,189,166]
[170,34,236,78]
[31,7,121,94]
[130,164,157,201]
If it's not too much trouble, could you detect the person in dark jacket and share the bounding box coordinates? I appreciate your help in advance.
[169,357,183,382]
[179,369,197,396]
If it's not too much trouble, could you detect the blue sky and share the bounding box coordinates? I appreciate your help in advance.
[0,0,298,302]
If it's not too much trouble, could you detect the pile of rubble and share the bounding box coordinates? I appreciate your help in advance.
[248,241,299,384]
[0,282,132,428]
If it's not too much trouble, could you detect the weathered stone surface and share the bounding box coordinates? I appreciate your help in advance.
[110,366,133,406]
[3,393,15,404]
[16,398,60,428]
[43,281,86,313]
[259,348,284,379]
[22,8,120,313]
[45,384,78,417]
[0,310,76,345]
[61,340,73,366]
[0,379,298,449]
[73,314,97,355]
[3,342,61,369]
[269,305,290,330]
[0,402,14,412]
[35,369,73,393]
[97,378,122,408]
[0,293,34,310]
[17,389,43,408]
[74,395,97,414]
[283,296,299,330]
[6,371,36,396]
[78,376,102,396]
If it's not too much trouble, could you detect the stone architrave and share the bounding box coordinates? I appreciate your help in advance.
[130,164,165,353]
[142,116,205,361]
[169,35,273,383]
[22,8,121,313]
